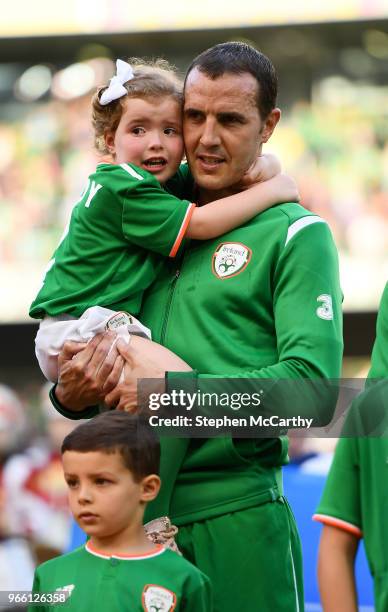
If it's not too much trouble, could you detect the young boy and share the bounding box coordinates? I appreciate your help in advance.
[29,412,212,611]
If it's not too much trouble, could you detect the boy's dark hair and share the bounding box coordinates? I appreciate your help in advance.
[61,412,160,481]
[185,41,277,120]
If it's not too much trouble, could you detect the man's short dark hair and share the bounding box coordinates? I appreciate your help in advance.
[185,41,277,119]
[61,412,160,481]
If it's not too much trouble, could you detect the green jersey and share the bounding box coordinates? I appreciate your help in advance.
[29,163,194,319]
[140,202,343,524]
[29,542,212,612]
[314,282,388,612]
[50,200,343,523]
[368,282,388,379]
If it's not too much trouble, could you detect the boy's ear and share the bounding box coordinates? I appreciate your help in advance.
[140,474,161,503]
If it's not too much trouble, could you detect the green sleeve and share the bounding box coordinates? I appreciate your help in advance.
[183,572,213,611]
[192,221,343,424]
[368,282,388,380]
[120,170,195,258]
[271,220,343,379]
[314,437,362,535]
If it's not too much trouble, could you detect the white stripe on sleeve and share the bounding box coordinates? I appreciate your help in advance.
[120,163,144,181]
[285,216,325,247]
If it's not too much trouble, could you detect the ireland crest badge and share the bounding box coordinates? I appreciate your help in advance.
[212,242,252,279]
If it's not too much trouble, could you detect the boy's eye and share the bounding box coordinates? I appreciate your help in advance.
[66,479,78,488]
[95,477,111,485]
[131,127,146,135]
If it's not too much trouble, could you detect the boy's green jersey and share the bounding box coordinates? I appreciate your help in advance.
[314,282,388,612]
[29,163,194,319]
[140,201,343,524]
[29,542,212,612]
[314,433,388,612]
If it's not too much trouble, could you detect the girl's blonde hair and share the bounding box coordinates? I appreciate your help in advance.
[92,58,183,154]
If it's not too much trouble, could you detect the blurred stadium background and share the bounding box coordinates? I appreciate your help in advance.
[0,2,387,608]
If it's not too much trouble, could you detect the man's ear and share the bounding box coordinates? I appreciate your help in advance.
[261,108,281,144]
[104,130,115,155]
[140,474,161,503]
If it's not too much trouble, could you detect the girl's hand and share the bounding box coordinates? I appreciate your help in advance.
[265,173,300,204]
[240,153,282,187]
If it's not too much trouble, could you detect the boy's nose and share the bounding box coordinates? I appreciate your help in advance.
[78,486,93,504]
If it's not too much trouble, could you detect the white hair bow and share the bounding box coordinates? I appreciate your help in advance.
[100,59,134,105]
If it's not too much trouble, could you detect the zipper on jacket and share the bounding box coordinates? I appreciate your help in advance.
[160,267,180,344]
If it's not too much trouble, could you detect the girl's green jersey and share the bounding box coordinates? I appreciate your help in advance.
[30,163,194,319]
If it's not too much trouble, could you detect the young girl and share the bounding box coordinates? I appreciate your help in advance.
[30,58,297,549]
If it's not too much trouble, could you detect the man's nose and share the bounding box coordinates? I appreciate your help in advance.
[199,118,221,148]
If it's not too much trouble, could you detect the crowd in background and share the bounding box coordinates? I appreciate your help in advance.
[0,383,75,591]
[0,63,387,319]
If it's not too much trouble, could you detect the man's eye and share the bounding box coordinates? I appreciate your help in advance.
[185,110,203,122]
[132,127,146,135]
[221,116,242,125]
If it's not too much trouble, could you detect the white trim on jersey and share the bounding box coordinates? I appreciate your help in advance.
[120,163,144,181]
[85,541,166,561]
[285,216,325,247]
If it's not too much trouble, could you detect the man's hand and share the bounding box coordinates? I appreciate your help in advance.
[56,331,124,411]
[104,339,165,412]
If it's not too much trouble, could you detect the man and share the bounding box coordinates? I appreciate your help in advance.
[51,42,343,611]
[314,282,388,612]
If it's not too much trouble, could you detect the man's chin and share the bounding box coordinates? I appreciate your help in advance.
[193,171,231,193]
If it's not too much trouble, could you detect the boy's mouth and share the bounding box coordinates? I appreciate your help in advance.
[78,512,98,522]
